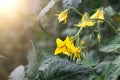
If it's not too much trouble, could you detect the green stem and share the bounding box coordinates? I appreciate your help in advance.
[74,27,83,63]
[91,19,117,33]
[74,58,77,63]
[75,35,80,63]
[75,27,83,37]
[97,22,101,43]
[69,7,83,16]
[70,53,73,61]
[105,20,117,33]
[92,71,101,80]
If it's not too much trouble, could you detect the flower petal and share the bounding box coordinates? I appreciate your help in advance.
[56,38,64,47]
[54,48,63,55]
[90,8,104,23]
[73,47,81,59]
[87,21,95,26]
[65,36,71,46]
[75,13,95,28]
[57,10,68,24]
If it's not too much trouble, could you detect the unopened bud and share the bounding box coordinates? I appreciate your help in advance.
[97,34,101,42]
[80,40,85,45]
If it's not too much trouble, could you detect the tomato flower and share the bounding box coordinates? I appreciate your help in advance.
[90,8,104,23]
[75,13,95,28]
[54,36,81,59]
[56,9,68,24]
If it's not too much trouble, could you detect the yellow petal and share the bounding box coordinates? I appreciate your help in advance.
[63,48,70,57]
[98,9,104,22]
[64,17,67,24]
[58,13,67,22]
[75,13,94,28]
[90,9,100,19]
[81,13,89,22]
[65,36,72,47]
[74,52,80,59]
[54,48,63,55]
[62,46,70,57]
[57,10,68,23]
[64,52,70,57]
[87,21,95,26]
[90,8,104,23]
[73,47,81,59]
[75,22,87,28]
[56,38,64,47]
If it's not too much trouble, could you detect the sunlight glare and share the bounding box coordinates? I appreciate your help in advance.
[0,0,17,12]
[0,0,29,30]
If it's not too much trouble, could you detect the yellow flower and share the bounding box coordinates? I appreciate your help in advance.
[56,9,68,24]
[72,47,81,59]
[75,13,95,28]
[54,36,73,57]
[90,8,104,23]
[54,36,81,59]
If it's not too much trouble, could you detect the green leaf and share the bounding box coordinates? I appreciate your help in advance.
[38,56,60,72]
[105,56,120,80]
[38,56,61,80]
[62,28,77,36]
[99,35,120,52]
[37,48,68,79]
[39,0,58,22]
[26,40,38,80]
[38,47,55,71]
[44,59,91,80]
[9,65,25,80]
[36,47,59,79]
[62,0,82,9]
[105,6,115,16]
[80,51,99,67]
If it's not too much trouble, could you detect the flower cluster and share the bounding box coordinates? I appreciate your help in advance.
[54,7,105,61]
[54,36,81,59]
[56,8,104,26]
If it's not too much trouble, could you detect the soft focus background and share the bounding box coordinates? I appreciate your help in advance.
[0,0,41,79]
[0,0,120,80]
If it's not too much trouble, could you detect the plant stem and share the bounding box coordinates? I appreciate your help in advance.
[75,27,83,37]
[74,27,83,63]
[91,19,117,33]
[70,53,73,61]
[104,20,117,33]
[92,71,101,80]
[69,7,83,16]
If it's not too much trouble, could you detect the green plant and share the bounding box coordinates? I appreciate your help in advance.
[9,0,120,80]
